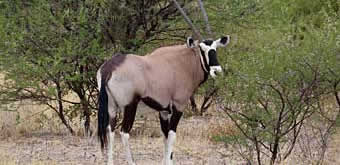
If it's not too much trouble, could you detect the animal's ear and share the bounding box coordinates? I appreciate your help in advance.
[186,37,195,48]
[215,35,230,47]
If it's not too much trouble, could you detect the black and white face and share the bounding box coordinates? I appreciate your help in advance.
[198,35,230,78]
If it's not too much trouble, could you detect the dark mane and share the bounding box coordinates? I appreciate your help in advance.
[101,53,127,82]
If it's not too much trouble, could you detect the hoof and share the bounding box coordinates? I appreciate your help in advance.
[162,159,173,165]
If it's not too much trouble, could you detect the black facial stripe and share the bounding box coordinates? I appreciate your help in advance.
[199,47,210,72]
[203,40,213,46]
[208,50,219,66]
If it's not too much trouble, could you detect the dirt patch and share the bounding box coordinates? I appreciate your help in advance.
[0,117,241,165]
[1,102,340,165]
[0,101,241,165]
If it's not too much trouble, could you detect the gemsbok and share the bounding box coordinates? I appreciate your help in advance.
[97,0,231,164]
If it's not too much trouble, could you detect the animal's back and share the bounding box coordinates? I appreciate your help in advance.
[100,45,201,109]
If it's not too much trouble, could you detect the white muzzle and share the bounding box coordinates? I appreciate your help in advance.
[209,66,222,78]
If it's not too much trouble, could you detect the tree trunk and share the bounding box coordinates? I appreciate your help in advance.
[271,133,280,165]
[189,88,218,116]
[333,82,340,124]
[82,99,91,137]
[56,82,75,135]
[254,137,262,165]
[200,88,218,115]
[57,110,75,135]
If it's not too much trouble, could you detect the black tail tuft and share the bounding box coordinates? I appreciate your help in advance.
[98,79,109,150]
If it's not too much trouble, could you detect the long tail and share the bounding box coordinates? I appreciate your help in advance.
[98,79,109,150]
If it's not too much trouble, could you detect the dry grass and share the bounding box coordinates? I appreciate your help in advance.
[0,101,240,165]
[0,102,67,140]
[0,155,58,165]
[0,86,339,164]
[325,131,340,165]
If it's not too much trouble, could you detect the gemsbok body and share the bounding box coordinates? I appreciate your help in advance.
[97,0,231,164]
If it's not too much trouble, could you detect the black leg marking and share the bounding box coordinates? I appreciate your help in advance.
[159,104,183,136]
[121,98,140,133]
[142,97,170,111]
[169,105,183,133]
[159,111,169,138]
[170,152,173,160]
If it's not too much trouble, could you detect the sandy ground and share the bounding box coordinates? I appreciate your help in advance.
[0,100,242,165]
[0,114,243,165]
[0,133,234,165]
[1,102,339,165]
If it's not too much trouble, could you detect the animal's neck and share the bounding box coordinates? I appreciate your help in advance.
[193,47,209,86]
[182,47,208,89]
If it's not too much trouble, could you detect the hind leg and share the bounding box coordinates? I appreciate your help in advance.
[107,95,118,165]
[120,99,139,165]
[107,121,116,165]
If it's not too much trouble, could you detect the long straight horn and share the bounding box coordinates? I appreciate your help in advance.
[172,0,203,40]
[197,0,212,38]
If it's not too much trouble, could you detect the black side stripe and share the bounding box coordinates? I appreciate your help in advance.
[199,47,210,72]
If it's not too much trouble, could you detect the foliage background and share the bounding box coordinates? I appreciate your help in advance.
[0,0,339,164]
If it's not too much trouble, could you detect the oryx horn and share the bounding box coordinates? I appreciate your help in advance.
[172,0,203,40]
[197,0,212,38]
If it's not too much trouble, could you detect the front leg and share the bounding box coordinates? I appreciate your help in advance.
[159,111,169,165]
[159,106,183,165]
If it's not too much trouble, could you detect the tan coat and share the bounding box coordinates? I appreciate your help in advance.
[99,44,205,111]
